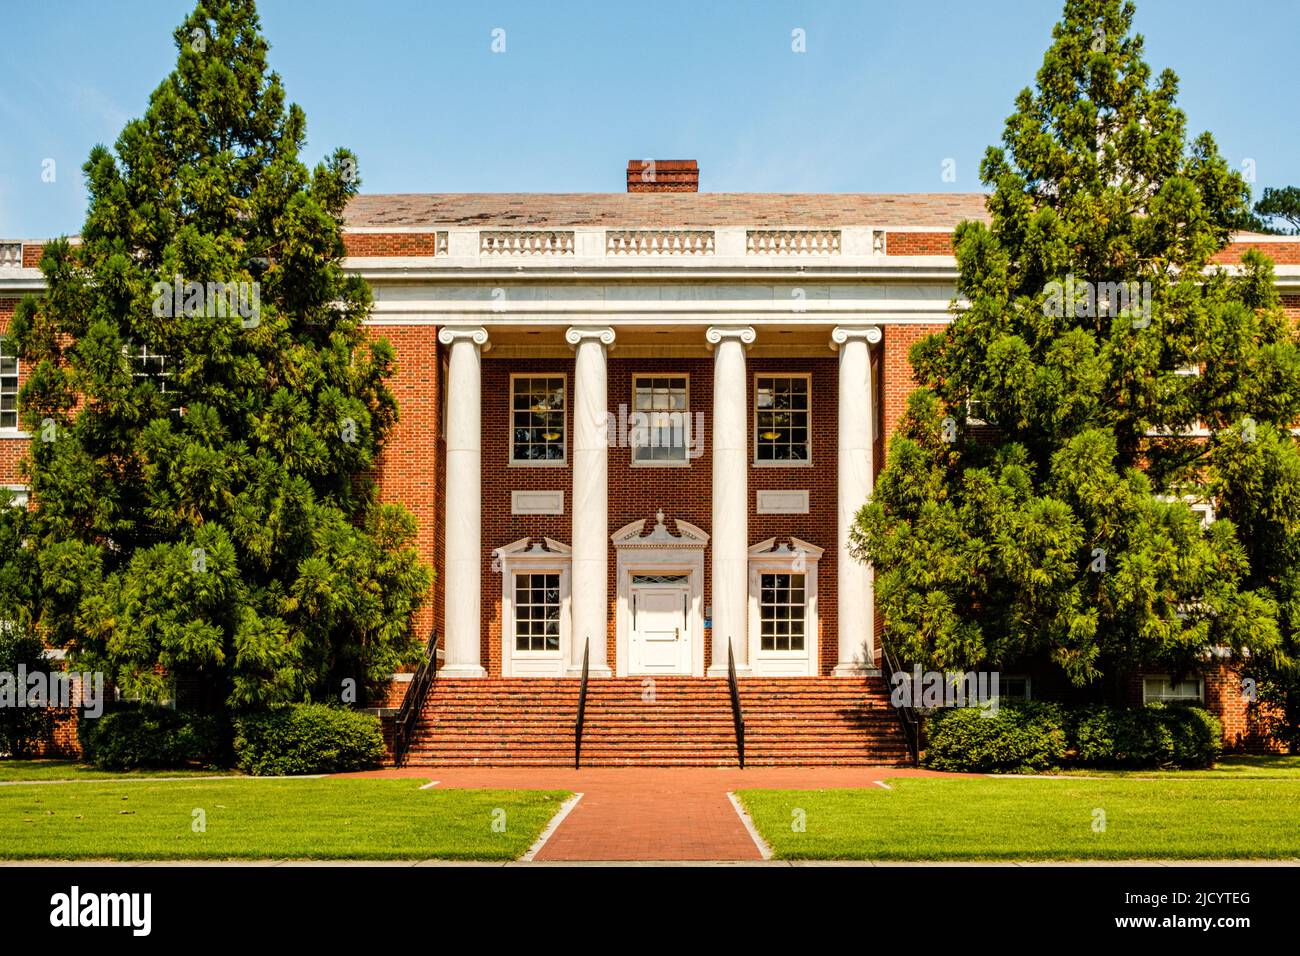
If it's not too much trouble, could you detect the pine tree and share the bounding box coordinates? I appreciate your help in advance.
[1252,186,1300,235]
[8,0,431,710]
[853,0,1298,697]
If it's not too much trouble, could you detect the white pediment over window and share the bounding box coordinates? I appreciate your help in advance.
[749,536,824,560]
[494,536,572,562]
[611,510,709,549]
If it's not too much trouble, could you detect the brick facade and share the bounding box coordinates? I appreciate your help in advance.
[343,233,444,258]
[6,197,1300,756]
[885,231,954,256]
[0,296,26,486]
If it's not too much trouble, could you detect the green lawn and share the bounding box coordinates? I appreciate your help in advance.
[1065,754,1300,779]
[737,770,1300,861]
[0,778,570,860]
[0,760,230,782]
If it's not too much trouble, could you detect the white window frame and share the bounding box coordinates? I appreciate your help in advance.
[2,484,29,508]
[753,372,812,467]
[508,373,568,467]
[124,342,172,392]
[630,373,691,467]
[495,537,572,677]
[1156,494,1216,529]
[1142,675,1205,705]
[0,336,19,433]
[747,536,823,677]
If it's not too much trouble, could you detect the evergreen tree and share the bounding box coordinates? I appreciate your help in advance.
[8,0,431,710]
[1252,186,1300,235]
[853,0,1297,698]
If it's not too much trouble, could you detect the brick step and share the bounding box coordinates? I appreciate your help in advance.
[405,758,575,767]
[401,673,910,767]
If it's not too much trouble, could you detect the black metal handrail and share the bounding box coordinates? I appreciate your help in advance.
[393,627,438,767]
[573,636,590,769]
[727,638,746,769]
[880,641,920,767]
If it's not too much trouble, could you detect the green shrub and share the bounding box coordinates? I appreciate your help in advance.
[923,702,1068,773]
[0,627,54,757]
[1073,703,1221,769]
[232,704,385,776]
[1157,705,1222,768]
[79,704,225,770]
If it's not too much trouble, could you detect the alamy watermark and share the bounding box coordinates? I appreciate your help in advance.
[599,404,705,459]
[0,665,105,718]
[890,666,1001,716]
[1043,274,1152,328]
[152,278,261,328]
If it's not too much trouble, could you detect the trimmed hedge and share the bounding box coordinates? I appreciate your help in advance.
[924,702,1068,773]
[232,704,384,776]
[1074,703,1221,769]
[923,701,1222,773]
[79,704,225,770]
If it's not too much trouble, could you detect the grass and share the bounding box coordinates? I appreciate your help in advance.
[0,778,570,860]
[0,759,230,782]
[737,768,1300,861]
[1059,754,1300,779]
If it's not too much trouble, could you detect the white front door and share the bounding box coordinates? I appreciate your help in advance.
[629,579,692,675]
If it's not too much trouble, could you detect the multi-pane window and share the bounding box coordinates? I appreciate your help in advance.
[514,572,561,652]
[759,572,806,651]
[632,375,689,463]
[511,376,566,464]
[1142,676,1203,705]
[998,676,1032,702]
[755,375,810,463]
[0,338,17,430]
[128,344,172,392]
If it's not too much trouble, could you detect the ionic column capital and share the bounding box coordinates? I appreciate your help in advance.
[565,326,616,348]
[706,326,756,348]
[830,325,882,349]
[438,326,491,350]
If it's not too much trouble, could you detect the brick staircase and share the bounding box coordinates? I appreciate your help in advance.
[400,675,909,767]
[740,677,911,766]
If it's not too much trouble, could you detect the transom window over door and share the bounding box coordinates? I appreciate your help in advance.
[632,375,689,463]
[514,572,561,652]
[511,375,566,464]
[755,375,810,463]
[0,338,18,430]
[760,572,806,651]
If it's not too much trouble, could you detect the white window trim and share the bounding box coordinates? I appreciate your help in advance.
[2,483,29,508]
[1156,494,1216,528]
[1142,675,1205,705]
[748,536,823,677]
[630,372,692,468]
[753,372,813,467]
[0,335,19,434]
[495,537,572,677]
[508,372,568,467]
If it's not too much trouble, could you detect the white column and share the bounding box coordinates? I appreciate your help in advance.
[566,326,615,677]
[706,326,756,676]
[831,325,882,675]
[436,326,489,677]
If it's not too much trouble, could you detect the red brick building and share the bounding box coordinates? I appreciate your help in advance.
[3,163,1298,761]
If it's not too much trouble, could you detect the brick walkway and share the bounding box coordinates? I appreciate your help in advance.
[344,766,949,861]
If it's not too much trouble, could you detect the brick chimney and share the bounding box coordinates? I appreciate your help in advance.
[626,159,699,193]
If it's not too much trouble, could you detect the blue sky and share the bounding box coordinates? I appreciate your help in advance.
[1,0,1296,237]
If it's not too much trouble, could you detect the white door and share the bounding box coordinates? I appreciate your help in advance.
[629,581,692,675]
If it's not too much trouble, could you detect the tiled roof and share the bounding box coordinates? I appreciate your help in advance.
[343,193,992,230]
